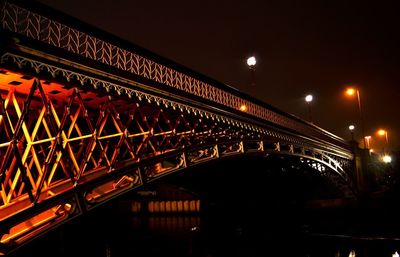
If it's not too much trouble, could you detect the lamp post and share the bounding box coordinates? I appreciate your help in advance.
[305,94,313,123]
[348,125,355,141]
[364,136,371,149]
[346,87,366,149]
[246,56,256,94]
[377,129,389,154]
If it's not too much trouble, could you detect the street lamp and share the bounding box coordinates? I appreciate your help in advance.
[345,87,366,148]
[348,125,355,141]
[377,129,389,153]
[246,56,256,93]
[305,94,313,123]
[377,129,389,144]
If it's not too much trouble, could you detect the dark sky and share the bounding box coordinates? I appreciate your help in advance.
[37,0,400,150]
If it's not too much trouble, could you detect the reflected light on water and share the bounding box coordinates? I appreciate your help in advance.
[349,250,356,257]
[393,251,399,257]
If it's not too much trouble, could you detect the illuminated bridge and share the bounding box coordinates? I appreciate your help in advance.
[0,1,354,254]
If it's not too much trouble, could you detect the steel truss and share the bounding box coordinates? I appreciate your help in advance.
[0,64,353,254]
[0,0,351,148]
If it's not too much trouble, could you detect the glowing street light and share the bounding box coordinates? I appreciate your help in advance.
[247,56,256,67]
[345,87,366,148]
[346,88,356,96]
[305,94,313,123]
[348,125,355,141]
[377,129,389,154]
[377,129,389,144]
[246,56,256,94]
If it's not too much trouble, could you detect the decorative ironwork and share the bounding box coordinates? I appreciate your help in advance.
[0,67,353,253]
[0,1,349,148]
[0,52,353,161]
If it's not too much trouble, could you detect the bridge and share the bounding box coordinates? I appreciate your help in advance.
[0,0,354,254]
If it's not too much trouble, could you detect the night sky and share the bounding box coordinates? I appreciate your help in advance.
[37,0,400,150]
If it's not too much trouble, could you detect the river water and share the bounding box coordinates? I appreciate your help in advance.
[8,155,400,257]
[9,197,400,257]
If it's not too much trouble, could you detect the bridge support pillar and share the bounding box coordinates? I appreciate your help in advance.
[350,141,372,198]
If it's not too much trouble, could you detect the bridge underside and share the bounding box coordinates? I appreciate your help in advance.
[158,154,353,204]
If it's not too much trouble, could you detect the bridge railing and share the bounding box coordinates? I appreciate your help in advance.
[0,0,349,151]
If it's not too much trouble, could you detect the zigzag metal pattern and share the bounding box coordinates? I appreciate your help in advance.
[0,68,352,252]
[0,78,238,208]
[0,69,302,210]
[0,52,352,161]
[0,64,352,209]
[0,53,264,134]
[0,1,347,147]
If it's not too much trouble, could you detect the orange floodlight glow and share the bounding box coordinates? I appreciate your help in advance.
[346,88,356,96]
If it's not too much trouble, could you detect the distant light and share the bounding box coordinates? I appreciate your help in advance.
[365,136,371,139]
[190,226,199,232]
[377,129,386,136]
[382,155,392,163]
[240,104,247,112]
[393,251,399,257]
[247,56,256,67]
[349,250,356,257]
[349,125,355,131]
[305,94,313,103]
[346,88,356,96]
[369,149,374,153]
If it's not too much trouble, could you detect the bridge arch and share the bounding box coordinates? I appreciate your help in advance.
[146,153,356,217]
[0,67,354,254]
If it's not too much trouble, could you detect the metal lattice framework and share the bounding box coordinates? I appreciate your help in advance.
[0,1,349,147]
[0,56,353,254]
[0,0,354,254]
